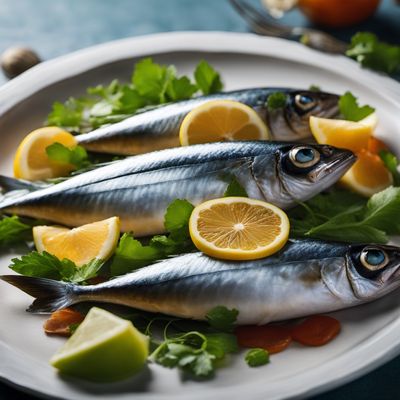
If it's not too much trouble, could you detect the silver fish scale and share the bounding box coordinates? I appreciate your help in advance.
[2,142,275,233]
[77,240,353,324]
[77,88,277,143]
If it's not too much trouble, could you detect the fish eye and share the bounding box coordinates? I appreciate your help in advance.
[289,146,320,168]
[360,247,389,271]
[294,94,317,112]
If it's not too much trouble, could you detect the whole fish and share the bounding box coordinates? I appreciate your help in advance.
[2,240,399,324]
[77,88,339,155]
[0,141,354,236]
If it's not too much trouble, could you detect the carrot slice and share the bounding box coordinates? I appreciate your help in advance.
[43,308,85,336]
[235,325,292,354]
[291,315,340,346]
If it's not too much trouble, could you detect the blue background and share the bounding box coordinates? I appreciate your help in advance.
[0,0,399,399]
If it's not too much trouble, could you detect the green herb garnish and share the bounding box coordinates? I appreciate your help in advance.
[339,91,374,122]
[194,60,223,96]
[47,59,223,133]
[309,84,321,92]
[267,92,287,111]
[346,32,400,75]
[150,307,239,378]
[46,143,90,170]
[224,177,248,197]
[289,186,400,243]
[0,216,32,246]
[9,252,104,284]
[379,150,400,186]
[150,331,237,378]
[206,306,239,333]
[245,348,270,367]
[110,199,195,276]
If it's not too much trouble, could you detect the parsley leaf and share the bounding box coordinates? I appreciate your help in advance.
[110,234,162,276]
[47,98,87,132]
[164,199,194,235]
[132,58,174,103]
[289,187,400,243]
[224,177,248,197]
[309,84,321,92]
[206,306,239,332]
[110,199,195,276]
[380,150,400,186]
[194,60,223,95]
[267,92,287,110]
[46,58,223,134]
[346,32,400,75]
[150,323,238,378]
[46,143,90,170]
[9,251,104,284]
[0,216,32,246]
[245,349,270,367]
[339,91,374,122]
[166,76,198,101]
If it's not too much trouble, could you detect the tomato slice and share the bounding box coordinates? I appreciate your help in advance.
[235,325,292,354]
[291,315,341,346]
[43,308,84,336]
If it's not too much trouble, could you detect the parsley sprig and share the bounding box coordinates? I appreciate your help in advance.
[47,58,223,133]
[149,306,239,378]
[0,216,32,246]
[9,252,104,284]
[347,32,400,75]
[110,178,248,276]
[289,186,400,244]
[339,92,374,122]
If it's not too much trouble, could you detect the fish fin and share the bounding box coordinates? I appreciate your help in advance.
[0,175,44,193]
[0,275,77,314]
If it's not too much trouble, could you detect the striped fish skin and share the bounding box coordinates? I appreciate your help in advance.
[0,142,354,236]
[77,88,339,155]
[3,240,400,324]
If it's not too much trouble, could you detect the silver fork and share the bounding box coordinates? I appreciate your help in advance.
[230,0,348,54]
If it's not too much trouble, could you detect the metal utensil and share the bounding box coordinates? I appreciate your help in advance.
[230,0,348,54]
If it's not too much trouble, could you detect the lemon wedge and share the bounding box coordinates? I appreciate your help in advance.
[309,113,377,153]
[179,100,270,146]
[14,126,77,181]
[189,197,289,260]
[50,307,149,382]
[309,113,392,196]
[340,149,393,197]
[33,217,120,266]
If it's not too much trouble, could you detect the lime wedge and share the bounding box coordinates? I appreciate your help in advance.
[50,307,149,382]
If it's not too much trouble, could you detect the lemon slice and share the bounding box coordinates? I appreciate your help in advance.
[309,113,377,153]
[179,100,270,146]
[50,307,149,382]
[340,149,392,197]
[189,197,290,260]
[33,217,120,266]
[14,126,77,181]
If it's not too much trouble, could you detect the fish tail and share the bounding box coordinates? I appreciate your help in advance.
[0,175,43,193]
[0,175,45,212]
[0,275,78,313]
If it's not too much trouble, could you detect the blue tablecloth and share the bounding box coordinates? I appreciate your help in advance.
[0,0,399,399]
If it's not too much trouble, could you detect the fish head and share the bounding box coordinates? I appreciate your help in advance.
[257,143,355,208]
[267,91,339,141]
[346,243,400,300]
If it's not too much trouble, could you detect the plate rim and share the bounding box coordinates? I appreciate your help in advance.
[1,31,400,400]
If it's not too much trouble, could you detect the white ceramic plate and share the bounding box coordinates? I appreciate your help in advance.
[1,32,400,400]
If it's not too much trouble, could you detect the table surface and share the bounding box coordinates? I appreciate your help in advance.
[0,0,399,399]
